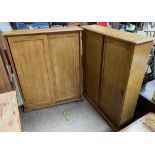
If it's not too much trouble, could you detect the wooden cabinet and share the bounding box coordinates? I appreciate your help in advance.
[4,27,83,111]
[4,25,153,130]
[0,53,12,93]
[0,34,12,94]
[82,25,153,130]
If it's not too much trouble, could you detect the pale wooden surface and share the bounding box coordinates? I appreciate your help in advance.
[0,91,21,132]
[82,25,154,44]
[120,112,155,132]
[3,26,83,36]
[8,35,55,111]
[48,33,81,102]
[6,28,82,111]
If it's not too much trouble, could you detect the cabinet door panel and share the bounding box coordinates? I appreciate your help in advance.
[8,35,55,108]
[84,31,103,106]
[48,33,80,102]
[100,38,133,126]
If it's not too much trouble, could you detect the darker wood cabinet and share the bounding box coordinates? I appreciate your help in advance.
[0,53,12,93]
[82,25,153,130]
[4,27,83,111]
[83,31,103,107]
[0,33,12,94]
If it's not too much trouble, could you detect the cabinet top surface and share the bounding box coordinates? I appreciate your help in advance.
[82,25,154,44]
[3,26,83,36]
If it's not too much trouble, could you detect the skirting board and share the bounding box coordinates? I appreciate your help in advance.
[24,96,84,112]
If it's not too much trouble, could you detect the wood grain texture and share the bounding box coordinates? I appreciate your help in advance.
[100,38,133,127]
[119,42,152,126]
[83,31,103,106]
[83,92,117,131]
[25,97,83,112]
[120,112,155,132]
[82,27,153,130]
[48,32,81,102]
[0,33,12,93]
[82,25,154,44]
[0,52,12,93]
[3,36,24,103]
[8,35,56,110]
[0,33,10,67]
[5,28,82,111]
[4,27,83,36]
[0,91,21,132]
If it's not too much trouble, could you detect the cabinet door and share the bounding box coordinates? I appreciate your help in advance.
[8,35,56,109]
[100,38,133,126]
[83,31,103,106]
[48,32,81,102]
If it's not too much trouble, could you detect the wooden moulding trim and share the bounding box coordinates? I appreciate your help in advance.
[3,27,83,37]
[82,25,154,44]
[24,96,84,112]
[79,31,83,98]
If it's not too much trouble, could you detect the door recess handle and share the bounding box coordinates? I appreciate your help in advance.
[121,88,125,97]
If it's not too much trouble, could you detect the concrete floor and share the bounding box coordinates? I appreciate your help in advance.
[19,100,112,132]
[13,74,112,132]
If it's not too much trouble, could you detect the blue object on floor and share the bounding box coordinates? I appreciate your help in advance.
[15,22,49,29]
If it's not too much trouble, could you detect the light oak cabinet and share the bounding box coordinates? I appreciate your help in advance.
[3,25,153,130]
[4,27,83,111]
[82,25,153,130]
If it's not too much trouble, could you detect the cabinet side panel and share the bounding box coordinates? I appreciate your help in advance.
[83,31,103,106]
[0,55,12,93]
[100,38,133,126]
[8,35,53,108]
[120,42,152,126]
[48,33,81,102]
